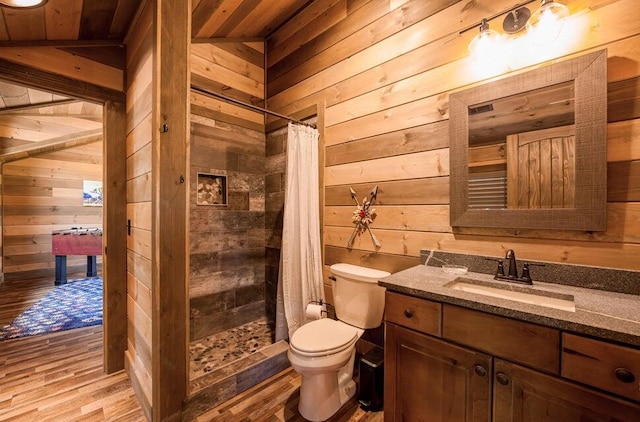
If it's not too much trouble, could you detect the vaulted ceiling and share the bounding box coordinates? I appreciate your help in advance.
[0,0,308,158]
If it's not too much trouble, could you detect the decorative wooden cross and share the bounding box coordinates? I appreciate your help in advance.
[347,186,381,249]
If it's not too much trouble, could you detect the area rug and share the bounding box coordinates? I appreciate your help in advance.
[0,276,103,341]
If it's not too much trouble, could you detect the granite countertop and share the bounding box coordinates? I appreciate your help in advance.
[379,264,640,347]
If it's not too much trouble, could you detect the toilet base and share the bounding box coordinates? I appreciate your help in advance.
[296,349,357,421]
[298,373,356,421]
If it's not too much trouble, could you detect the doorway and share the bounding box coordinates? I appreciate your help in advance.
[0,76,127,373]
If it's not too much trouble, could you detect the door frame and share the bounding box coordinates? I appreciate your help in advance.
[0,57,128,373]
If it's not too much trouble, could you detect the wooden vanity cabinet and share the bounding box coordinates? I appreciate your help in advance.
[384,323,492,422]
[384,292,640,422]
[493,359,640,421]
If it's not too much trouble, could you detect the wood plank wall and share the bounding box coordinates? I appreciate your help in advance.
[123,0,154,419]
[189,41,268,341]
[266,0,640,300]
[2,141,103,281]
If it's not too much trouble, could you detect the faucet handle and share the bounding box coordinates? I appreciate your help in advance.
[485,257,505,277]
[521,262,545,284]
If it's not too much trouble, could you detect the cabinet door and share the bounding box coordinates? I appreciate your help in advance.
[493,359,640,422]
[385,323,492,422]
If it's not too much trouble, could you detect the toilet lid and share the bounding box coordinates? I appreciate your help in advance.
[290,319,358,356]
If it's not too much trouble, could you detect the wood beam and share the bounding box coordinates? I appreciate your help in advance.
[0,39,123,48]
[152,0,190,420]
[192,37,263,44]
[102,102,128,374]
[0,128,102,163]
[0,99,79,115]
[0,58,125,104]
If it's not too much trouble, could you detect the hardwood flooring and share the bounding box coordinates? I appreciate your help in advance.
[192,366,384,422]
[1,276,382,421]
[0,326,145,421]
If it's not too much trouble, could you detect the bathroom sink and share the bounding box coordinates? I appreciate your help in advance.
[447,278,576,312]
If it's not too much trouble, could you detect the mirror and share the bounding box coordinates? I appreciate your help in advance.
[449,49,607,231]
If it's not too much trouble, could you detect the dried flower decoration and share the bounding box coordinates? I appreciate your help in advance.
[347,186,381,249]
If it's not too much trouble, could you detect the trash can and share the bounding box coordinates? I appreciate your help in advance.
[358,346,384,411]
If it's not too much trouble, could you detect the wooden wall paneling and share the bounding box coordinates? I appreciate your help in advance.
[268,0,455,95]
[324,178,449,206]
[103,101,128,373]
[324,96,449,146]
[323,246,420,274]
[266,0,502,112]
[324,121,448,166]
[325,205,450,233]
[269,0,640,122]
[124,0,154,418]
[325,149,449,186]
[191,53,264,99]
[266,0,345,68]
[608,118,640,162]
[2,144,103,281]
[265,0,640,275]
[190,91,264,128]
[153,0,190,419]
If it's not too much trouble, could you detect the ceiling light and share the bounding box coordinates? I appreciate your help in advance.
[0,0,48,8]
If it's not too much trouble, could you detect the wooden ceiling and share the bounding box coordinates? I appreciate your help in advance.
[0,0,308,159]
[0,0,309,42]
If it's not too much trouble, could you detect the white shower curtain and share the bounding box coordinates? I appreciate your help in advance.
[275,122,324,341]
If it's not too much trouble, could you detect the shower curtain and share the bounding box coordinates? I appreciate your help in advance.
[275,122,324,341]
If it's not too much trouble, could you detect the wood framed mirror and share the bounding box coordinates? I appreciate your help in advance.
[449,49,607,231]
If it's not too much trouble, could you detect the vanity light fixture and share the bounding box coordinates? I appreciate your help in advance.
[468,0,569,62]
[468,19,504,62]
[502,6,531,34]
[0,0,47,8]
[526,0,570,43]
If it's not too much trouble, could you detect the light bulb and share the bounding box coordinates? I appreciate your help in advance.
[526,0,569,44]
[468,19,507,74]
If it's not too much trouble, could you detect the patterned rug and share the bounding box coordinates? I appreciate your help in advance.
[0,276,103,341]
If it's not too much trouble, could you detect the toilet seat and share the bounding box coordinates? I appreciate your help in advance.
[290,318,358,357]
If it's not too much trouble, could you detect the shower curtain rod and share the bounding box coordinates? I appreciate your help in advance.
[191,85,317,129]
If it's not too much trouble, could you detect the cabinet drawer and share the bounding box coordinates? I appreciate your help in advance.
[442,305,560,374]
[562,333,640,402]
[385,291,441,336]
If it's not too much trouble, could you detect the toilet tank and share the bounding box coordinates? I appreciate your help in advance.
[330,263,390,329]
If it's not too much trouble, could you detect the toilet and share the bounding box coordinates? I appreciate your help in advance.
[287,263,390,421]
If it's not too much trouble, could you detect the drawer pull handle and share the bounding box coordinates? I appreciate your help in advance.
[614,368,636,383]
[474,365,487,377]
[496,372,510,386]
[403,309,413,318]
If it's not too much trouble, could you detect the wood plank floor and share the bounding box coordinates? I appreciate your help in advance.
[0,277,384,421]
[1,325,383,421]
[0,326,146,421]
[192,366,384,422]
